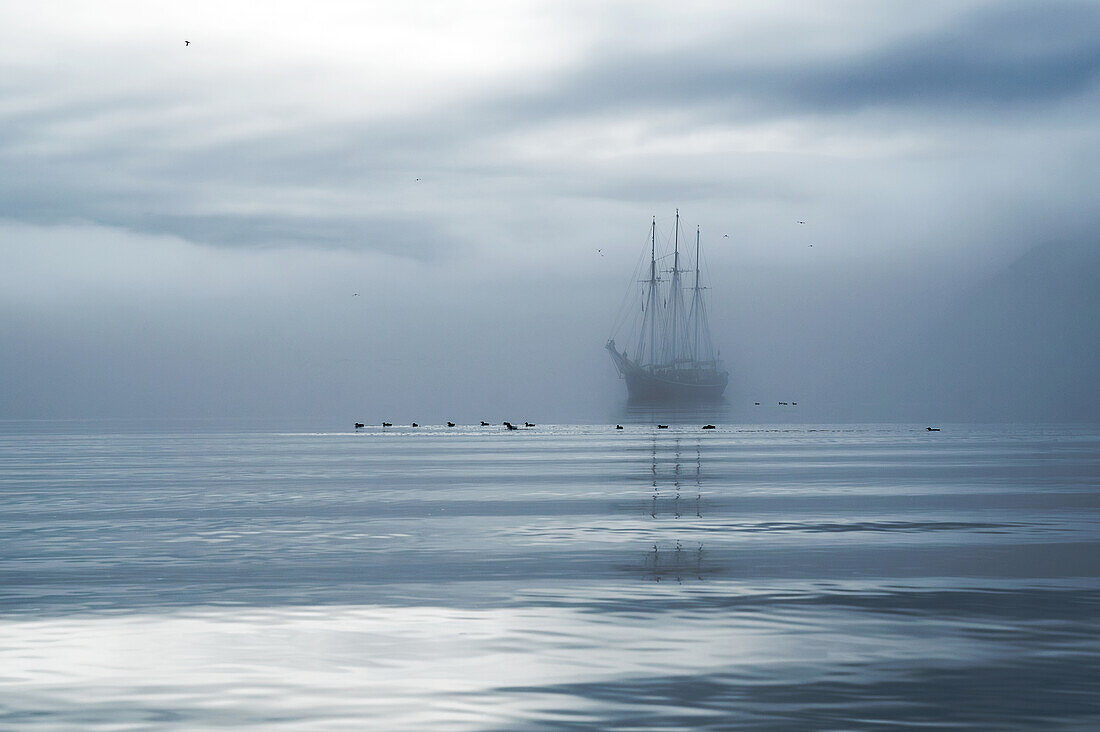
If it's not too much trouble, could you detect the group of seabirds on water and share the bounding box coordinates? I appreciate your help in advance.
[356,420,941,431]
[355,421,722,431]
[355,420,538,430]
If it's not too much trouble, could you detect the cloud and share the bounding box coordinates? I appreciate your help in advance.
[1,1,1099,423]
[502,1,1100,124]
[1,0,1098,263]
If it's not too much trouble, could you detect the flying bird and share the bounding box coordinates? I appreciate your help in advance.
[184,40,190,46]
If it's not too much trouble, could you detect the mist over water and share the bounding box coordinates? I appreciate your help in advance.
[2,421,1098,729]
[4,220,1096,424]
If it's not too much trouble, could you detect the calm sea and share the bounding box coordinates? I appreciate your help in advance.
[1,420,1098,729]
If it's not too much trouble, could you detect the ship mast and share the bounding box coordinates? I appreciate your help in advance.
[669,209,680,367]
[687,225,715,367]
[643,217,657,367]
[692,226,700,364]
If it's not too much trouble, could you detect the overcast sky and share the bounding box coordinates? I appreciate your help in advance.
[2,0,1098,425]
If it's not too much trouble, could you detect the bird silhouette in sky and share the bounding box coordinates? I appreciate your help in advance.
[184,40,190,46]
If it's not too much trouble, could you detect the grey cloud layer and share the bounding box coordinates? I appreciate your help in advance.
[490,2,1100,122]
[1,0,1098,257]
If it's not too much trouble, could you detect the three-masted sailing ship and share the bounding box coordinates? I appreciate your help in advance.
[607,211,729,401]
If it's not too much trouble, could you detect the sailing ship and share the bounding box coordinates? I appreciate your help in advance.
[606,211,729,401]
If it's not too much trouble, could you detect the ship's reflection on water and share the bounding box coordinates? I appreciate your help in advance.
[613,399,733,426]
[640,434,707,582]
[644,539,705,583]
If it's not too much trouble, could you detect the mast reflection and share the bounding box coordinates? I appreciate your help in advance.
[641,431,708,582]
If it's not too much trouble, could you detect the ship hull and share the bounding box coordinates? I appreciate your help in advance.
[608,342,728,402]
[623,367,728,402]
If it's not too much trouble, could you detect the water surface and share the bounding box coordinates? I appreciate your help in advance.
[2,422,1098,729]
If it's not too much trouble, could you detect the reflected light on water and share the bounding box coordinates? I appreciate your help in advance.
[2,601,786,729]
